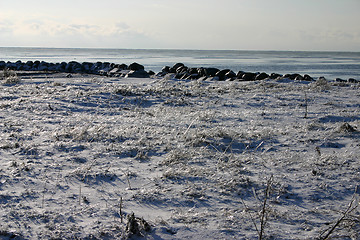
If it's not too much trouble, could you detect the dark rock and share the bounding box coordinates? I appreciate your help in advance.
[126,69,150,78]
[0,61,6,70]
[176,66,188,74]
[33,61,40,69]
[335,78,346,82]
[348,78,359,83]
[172,63,185,70]
[38,61,49,71]
[303,74,313,81]
[175,72,188,79]
[269,73,282,79]
[70,61,83,73]
[59,62,67,72]
[82,62,94,73]
[128,62,145,71]
[216,69,231,81]
[225,70,236,80]
[242,72,256,81]
[285,73,301,80]
[295,75,304,80]
[148,70,155,76]
[255,72,269,80]
[204,68,220,77]
[237,71,245,78]
[197,67,206,77]
[161,66,171,73]
[118,64,128,70]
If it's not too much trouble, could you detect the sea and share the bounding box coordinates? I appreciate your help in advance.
[0,47,359,80]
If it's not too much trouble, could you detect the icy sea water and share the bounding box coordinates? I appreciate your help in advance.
[0,47,359,80]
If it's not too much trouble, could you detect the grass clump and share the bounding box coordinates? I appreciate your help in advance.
[0,69,21,84]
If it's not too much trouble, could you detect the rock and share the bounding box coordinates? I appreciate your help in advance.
[82,62,94,73]
[295,75,304,81]
[204,68,220,77]
[161,66,171,73]
[335,78,347,82]
[128,62,145,71]
[242,72,256,81]
[237,71,245,79]
[38,61,49,71]
[286,73,301,80]
[303,74,313,81]
[176,66,188,74]
[269,73,282,79]
[216,69,231,81]
[0,61,6,70]
[125,69,150,78]
[197,67,206,77]
[118,64,128,70]
[348,78,359,83]
[225,70,236,80]
[67,61,83,73]
[172,63,185,71]
[255,72,269,80]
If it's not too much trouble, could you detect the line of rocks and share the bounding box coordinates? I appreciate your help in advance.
[1,60,358,83]
[0,60,154,78]
[156,62,314,82]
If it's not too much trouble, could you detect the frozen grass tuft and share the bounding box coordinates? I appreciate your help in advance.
[0,69,21,84]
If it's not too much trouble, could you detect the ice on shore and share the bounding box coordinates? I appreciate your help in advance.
[0,73,359,239]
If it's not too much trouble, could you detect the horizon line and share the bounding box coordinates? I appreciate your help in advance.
[0,46,359,54]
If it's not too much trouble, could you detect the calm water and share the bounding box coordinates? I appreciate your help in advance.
[0,47,359,80]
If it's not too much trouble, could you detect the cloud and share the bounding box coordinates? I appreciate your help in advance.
[0,17,159,48]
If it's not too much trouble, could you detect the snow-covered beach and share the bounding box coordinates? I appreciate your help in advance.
[1,71,360,239]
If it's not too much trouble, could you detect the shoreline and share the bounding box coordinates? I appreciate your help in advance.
[1,60,359,83]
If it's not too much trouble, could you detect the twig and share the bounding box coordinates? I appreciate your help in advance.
[183,117,198,136]
[241,198,260,237]
[318,196,359,240]
[259,176,273,240]
[120,197,124,223]
[79,184,82,205]
[304,91,308,119]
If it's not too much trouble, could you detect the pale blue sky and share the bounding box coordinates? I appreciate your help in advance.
[0,0,359,51]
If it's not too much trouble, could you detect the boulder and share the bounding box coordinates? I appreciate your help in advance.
[295,75,304,81]
[176,66,188,74]
[285,73,301,80]
[197,67,206,77]
[125,69,150,78]
[161,66,171,73]
[269,73,282,79]
[303,74,313,81]
[349,78,359,83]
[128,62,145,71]
[237,71,245,79]
[38,61,49,71]
[204,68,220,77]
[172,63,185,70]
[242,72,256,81]
[215,69,231,81]
[255,72,269,80]
[0,61,6,70]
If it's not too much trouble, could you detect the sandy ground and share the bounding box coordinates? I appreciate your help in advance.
[1,73,360,239]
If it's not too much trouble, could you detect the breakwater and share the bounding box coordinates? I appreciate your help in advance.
[0,60,358,83]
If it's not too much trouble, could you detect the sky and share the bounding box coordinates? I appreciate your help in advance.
[0,0,359,51]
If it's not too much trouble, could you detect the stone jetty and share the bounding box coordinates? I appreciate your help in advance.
[0,60,358,83]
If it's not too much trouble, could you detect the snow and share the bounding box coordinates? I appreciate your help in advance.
[1,73,360,239]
